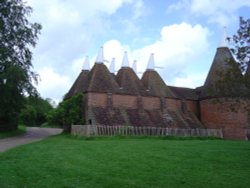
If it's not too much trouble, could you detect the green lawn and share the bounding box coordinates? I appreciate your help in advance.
[0,136,249,188]
[0,125,26,139]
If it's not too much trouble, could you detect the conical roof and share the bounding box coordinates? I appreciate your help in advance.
[65,70,89,99]
[132,60,137,72]
[95,46,104,64]
[121,51,130,67]
[169,86,198,100]
[82,56,90,70]
[147,53,155,70]
[109,58,116,74]
[218,26,228,48]
[204,47,235,86]
[201,47,244,98]
[116,67,148,95]
[87,63,120,93]
[141,70,176,98]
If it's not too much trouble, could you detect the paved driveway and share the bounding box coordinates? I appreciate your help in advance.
[0,127,63,152]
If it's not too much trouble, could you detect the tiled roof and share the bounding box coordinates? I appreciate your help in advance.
[65,70,89,98]
[201,47,244,98]
[204,47,235,86]
[91,107,204,128]
[141,70,176,98]
[169,86,199,100]
[87,63,121,93]
[116,67,148,96]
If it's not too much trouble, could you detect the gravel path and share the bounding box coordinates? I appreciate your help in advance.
[0,127,63,152]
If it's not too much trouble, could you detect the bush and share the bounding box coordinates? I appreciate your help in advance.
[47,93,84,132]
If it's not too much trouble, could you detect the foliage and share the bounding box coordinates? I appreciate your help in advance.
[19,96,53,127]
[230,17,250,91]
[230,17,250,72]
[47,93,84,132]
[0,0,41,131]
[0,136,250,187]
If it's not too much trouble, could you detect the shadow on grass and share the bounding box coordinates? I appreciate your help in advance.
[0,125,26,139]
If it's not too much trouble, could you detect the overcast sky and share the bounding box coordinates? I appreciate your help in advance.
[26,0,250,103]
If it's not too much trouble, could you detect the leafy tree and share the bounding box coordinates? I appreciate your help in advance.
[0,0,41,131]
[47,93,84,132]
[229,17,250,92]
[230,17,250,72]
[19,96,53,127]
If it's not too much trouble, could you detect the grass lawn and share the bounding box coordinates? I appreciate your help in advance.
[0,136,249,188]
[0,125,26,139]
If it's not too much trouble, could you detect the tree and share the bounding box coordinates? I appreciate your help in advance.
[230,17,250,72]
[0,0,41,131]
[19,96,53,127]
[230,17,250,92]
[47,93,84,132]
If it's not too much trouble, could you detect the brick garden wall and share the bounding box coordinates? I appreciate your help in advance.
[200,98,250,139]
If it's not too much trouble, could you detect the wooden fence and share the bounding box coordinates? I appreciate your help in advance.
[71,125,223,138]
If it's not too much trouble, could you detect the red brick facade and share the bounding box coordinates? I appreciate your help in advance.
[85,92,250,139]
[200,98,250,139]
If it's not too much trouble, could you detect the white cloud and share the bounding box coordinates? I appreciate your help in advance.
[71,40,130,75]
[26,0,145,68]
[101,22,210,85]
[172,73,207,88]
[36,67,72,104]
[132,0,146,20]
[168,0,250,26]
[132,22,210,76]
[25,0,146,102]
[190,0,250,15]
[103,40,131,69]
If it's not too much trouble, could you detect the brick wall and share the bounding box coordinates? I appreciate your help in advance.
[200,98,250,139]
[185,100,199,116]
[166,98,181,110]
[87,92,107,107]
[113,94,137,109]
[142,96,161,110]
[86,92,199,115]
